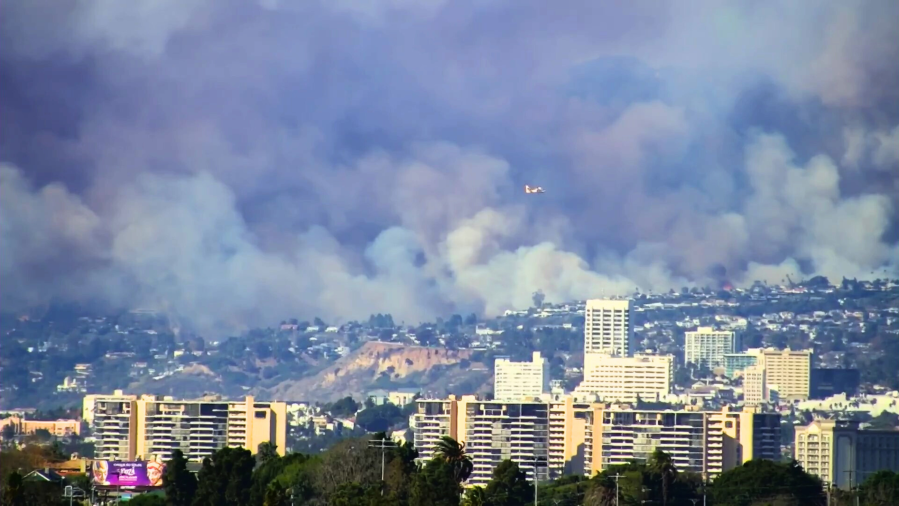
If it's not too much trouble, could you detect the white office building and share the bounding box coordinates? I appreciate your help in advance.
[574,354,674,403]
[584,299,634,371]
[685,327,737,369]
[494,352,550,401]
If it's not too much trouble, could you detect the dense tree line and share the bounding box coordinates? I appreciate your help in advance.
[4,437,899,506]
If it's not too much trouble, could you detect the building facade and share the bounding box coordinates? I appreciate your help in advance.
[0,416,81,437]
[724,354,758,379]
[412,395,589,486]
[494,352,550,401]
[89,393,286,462]
[742,365,768,405]
[584,407,781,479]
[584,299,634,366]
[758,348,813,402]
[795,419,899,490]
[685,328,737,370]
[575,354,674,403]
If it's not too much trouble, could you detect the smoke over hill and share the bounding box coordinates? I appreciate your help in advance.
[2,0,897,334]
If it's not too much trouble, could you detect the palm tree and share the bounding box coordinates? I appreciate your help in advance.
[649,449,678,506]
[434,436,474,483]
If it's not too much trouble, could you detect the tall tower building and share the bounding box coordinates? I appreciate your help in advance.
[584,299,634,370]
[494,352,550,401]
[684,327,737,369]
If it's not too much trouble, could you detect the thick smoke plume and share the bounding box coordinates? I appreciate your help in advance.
[2,0,897,334]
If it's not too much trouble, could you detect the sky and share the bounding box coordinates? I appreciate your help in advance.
[1,0,897,334]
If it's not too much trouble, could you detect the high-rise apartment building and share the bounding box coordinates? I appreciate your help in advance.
[757,348,812,401]
[584,299,634,368]
[89,393,287,462]
[685,328,737,369]
[795,419,899,489]
[575,354,674,403]
[547,394,595,478]
[93,396,138,461]
[413,395,580,486]
[494,352,550,401]
[413,397,781,484]
[463,400,550,485]
[584,406,781,479]
[83,390,137,427]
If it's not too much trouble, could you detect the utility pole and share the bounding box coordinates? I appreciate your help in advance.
[368,437,396,495]
[611,473,623,506]
[533,454,544,506]
[702,473,707,506]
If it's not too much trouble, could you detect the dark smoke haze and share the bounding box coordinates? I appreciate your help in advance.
[2,0,898,334]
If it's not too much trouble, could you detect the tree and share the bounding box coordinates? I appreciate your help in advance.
[483,460,533,506]
[532,290,546,308]
[129,494,166,506]
[2,471,25,506]
[584,474,618,506]
[859,470,899,506]
[355,404,404,433]
[433,436,474,484]
[1,425,15,441]
[262,481,289,506]
[410,458,460,506]
[250,446,286,506]
[163,449,197,506]
[461,486,487,506]
[192,447,255,506]
[257,442,279,465]
[32,429,52,443]
[329,397,360,418]
[315,437,380,498]
[710,460,825,506]
[649,449,677,506]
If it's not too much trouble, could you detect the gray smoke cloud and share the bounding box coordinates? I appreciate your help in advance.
[1,0,897,334]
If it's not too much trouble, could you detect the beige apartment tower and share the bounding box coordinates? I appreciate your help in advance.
[89,393,287,462]
[758,348,812,401]
[584,406,781,479]
[412,395,599,485]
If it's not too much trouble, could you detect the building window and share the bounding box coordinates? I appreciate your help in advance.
[255,411,267,419]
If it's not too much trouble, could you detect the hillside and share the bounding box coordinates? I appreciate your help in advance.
[265,341,491,402]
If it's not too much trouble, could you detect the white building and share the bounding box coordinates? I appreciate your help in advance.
[584,299,634,371]
[742,365,767,405]
[574,354,674,403]
[494,352,550,401]
[685,327,737,369]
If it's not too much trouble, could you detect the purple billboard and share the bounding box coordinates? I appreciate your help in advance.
[92,460,166,487]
